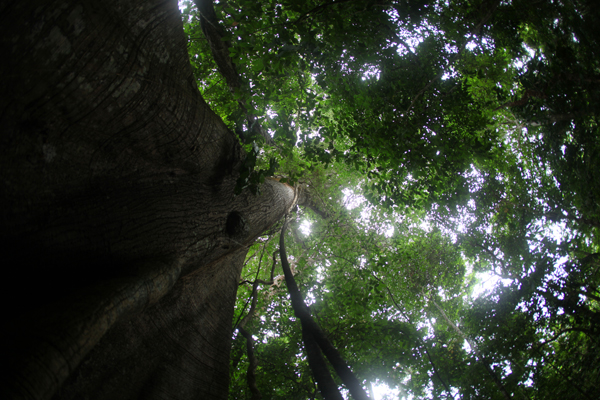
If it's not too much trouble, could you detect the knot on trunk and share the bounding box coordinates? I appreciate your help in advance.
[226,211,248,238]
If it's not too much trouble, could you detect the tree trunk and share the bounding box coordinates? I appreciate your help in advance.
[0,0,291,399]
[53,248,248,400]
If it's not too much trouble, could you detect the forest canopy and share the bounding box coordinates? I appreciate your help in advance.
[182,0,599,398]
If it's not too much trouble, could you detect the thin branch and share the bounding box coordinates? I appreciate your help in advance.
[239,239,276,329]
[430,297,513,400]
[234,241,278,400]
[234,240,271,329]
[534,327,595,350]
[369,273,454,399]
[244,251,257,267]
[269,249,278,282]
[239,326,262,400]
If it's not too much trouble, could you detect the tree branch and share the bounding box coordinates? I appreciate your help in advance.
[370,273,454,399]
[194,0,273,144]
[235,243,283,399]
[430,297,513,400]
[534,327,595,350]
[298,185,332,219]
[280,218,370,400]
[239,326,262,400]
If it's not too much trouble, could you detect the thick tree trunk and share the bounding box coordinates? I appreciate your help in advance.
[54,248,248,400]
[0,0,291,399]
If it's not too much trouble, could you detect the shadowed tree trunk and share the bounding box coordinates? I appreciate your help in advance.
[0,0,293,399]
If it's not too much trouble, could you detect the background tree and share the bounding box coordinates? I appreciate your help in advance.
[179,0,599,398]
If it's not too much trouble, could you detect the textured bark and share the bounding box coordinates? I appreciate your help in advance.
[0,0,294,399]
[53,248,249,400]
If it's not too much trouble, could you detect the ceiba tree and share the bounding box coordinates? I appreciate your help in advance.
[4,0,599,398]
[0,0,294,398]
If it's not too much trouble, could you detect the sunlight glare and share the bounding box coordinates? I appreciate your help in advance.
[472,271,513,298]
[371,380,401,400]
[299,219,312,236]
[342,188,366,210]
